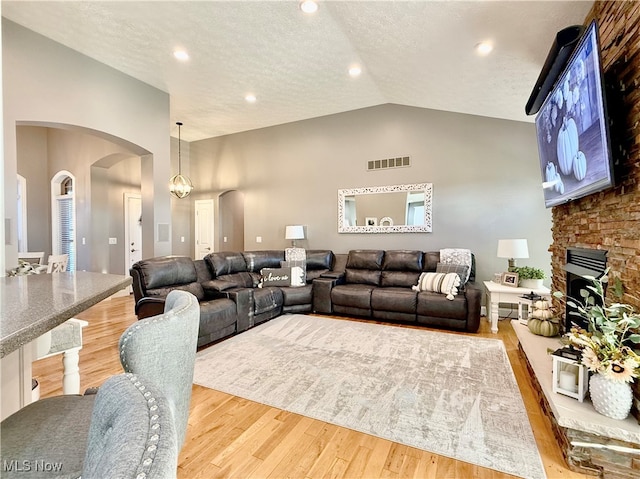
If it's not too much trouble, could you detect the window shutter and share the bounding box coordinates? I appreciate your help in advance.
[57,196,75,271]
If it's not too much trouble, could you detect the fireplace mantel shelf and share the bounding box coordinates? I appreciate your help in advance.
[512,321,639,445]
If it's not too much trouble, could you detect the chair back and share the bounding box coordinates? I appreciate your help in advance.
[47,254,69,273]
[18,251,45,264]
[82,374,177,479]
[118,290,200,449]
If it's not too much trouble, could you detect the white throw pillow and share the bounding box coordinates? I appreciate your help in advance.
[412,272,461,300]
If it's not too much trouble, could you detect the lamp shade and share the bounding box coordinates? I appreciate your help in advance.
[285,225,305,240]
[497,239,529,259]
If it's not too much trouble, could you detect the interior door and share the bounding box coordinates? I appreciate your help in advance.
[125,193,142,276]
[195,199,214,259]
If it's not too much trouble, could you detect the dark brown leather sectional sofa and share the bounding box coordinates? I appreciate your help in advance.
[130,249,481,348]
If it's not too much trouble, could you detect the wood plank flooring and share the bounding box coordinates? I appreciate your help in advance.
[31,295,591,479]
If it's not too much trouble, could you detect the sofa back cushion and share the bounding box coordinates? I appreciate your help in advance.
[306,250,334,270]
[346,250,384,270]
[206,252,247,277]
[242,250,285,273]
[380,250,423,288]
[304,250,335,282]
[133,256,197,290]
[344,250,384,286]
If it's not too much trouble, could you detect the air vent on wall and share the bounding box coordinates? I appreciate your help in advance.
[367,156,411,171]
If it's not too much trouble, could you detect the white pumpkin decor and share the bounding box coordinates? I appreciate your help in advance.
[554,172,565,194]
[573,150,587,181]
[557,117,579,176]
[545,162,557,184]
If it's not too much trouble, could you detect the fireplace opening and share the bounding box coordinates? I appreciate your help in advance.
[563,247,607,333]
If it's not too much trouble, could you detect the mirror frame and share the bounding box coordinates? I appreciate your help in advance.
[337,183,433,233]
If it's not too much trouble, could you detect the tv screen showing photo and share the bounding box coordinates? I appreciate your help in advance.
[535,20,614,208]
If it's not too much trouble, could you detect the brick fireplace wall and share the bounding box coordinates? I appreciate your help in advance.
[550,1,640,309]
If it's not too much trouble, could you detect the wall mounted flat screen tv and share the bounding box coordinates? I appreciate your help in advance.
[535,20,614,208]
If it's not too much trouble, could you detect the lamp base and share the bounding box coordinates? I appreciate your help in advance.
[508,259,517,272]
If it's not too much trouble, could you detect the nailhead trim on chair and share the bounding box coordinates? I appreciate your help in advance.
[119,310,179,371]
[123,373,164,479]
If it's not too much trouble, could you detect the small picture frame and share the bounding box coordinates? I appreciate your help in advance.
[501,272,519,287]
[365,217,378,226]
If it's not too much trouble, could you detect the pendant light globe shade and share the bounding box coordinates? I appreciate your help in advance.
[169,121,193,199]
[169,174,193,199]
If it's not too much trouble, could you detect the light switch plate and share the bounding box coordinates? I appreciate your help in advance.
[109,237,117,245]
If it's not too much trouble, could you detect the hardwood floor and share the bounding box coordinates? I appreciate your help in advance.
[32,295,590,479]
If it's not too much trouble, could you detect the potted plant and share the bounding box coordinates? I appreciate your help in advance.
[514,266,545,289]
[558,273,640,420]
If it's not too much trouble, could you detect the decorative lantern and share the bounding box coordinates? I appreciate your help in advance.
[551,347,589,402]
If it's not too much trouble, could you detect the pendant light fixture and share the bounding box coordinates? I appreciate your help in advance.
[169,121,193,199]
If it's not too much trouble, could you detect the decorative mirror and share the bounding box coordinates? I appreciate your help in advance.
[338,183,432,233]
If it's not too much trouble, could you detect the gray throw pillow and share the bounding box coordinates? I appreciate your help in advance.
[436,262,470,285]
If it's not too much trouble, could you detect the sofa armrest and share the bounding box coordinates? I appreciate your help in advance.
[209,287,254,333]
[463,281,482,333]
[135,297,166,320]
[312,276,343,314]
[320,271,345,281]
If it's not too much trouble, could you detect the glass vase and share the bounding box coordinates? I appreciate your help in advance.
[589,373,633,420]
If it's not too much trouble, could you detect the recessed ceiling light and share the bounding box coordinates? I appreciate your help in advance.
[475,42,493,56]
[173,49,189,61]
[348,65,362,77]
[245,94,257,103]
[299,0,318,14]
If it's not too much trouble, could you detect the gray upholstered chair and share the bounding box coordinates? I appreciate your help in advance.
[81,373,177,479]
[119,289,200,448]
[0,290,200,478]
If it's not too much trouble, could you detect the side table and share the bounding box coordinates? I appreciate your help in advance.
[483,280,551,333]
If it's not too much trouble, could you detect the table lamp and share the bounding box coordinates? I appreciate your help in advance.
[497,239,529,272]
[285,225,305,247]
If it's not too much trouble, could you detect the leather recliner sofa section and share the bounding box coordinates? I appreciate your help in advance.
[131,250,335,346]
[131,248,482,348]
[130,256,237,347]
[313,250,482,333]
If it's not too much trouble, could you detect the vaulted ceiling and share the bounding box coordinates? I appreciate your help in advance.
[2,1,593,141]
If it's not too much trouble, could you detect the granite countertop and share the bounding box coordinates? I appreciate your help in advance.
[0,271,132,358]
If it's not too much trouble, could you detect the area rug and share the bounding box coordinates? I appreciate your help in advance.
[193,314,546,479]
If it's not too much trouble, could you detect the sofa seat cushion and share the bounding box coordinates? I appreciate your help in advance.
[371,288,417,314]
[199,299,237,332]
[331,284,375,309]
[281,284,313,306]
[253,287,283,315]
[416,291,468,320]
[146,282,204,301]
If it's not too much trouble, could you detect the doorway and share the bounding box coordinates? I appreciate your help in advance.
[219,190,244,252]
[195,199,214,259]
[124,193,142,275]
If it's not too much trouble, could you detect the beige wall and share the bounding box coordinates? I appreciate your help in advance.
[191,104,553,285]
[3,19,171,271]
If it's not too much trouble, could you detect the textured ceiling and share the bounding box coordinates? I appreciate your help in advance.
[2,1,594,142]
